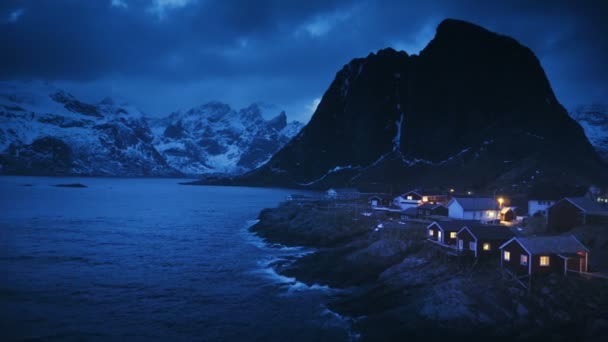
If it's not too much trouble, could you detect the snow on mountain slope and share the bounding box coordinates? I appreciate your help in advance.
[570,104,608,163]
[149,102,304,175]
[0,81,303,176]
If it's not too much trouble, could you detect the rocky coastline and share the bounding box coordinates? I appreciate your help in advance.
[251,199,608,341]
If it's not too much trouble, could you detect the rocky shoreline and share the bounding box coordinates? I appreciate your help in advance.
[251,199,608,341]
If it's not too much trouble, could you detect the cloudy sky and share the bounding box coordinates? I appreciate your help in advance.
[1,0,606,122]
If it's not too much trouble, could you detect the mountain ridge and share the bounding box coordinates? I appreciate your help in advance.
[0,81,303,177]
[223,18,607,191]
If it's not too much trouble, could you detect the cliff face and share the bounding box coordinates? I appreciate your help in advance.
[238,19,605,190]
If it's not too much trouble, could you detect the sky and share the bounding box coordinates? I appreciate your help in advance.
[0,0,607,122]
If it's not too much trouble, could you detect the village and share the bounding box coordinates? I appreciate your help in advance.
[322,186,608,285]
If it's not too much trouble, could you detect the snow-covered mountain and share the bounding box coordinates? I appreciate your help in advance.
[570,104,608,163]
[149,102,303,175]
[0,81,303,177]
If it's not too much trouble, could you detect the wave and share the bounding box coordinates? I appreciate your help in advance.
[255,258,335,294]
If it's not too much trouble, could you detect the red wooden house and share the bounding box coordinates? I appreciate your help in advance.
[547,197,608,232]
[427,220,478,247]
[499,236,589,276]
[456,225,514,258]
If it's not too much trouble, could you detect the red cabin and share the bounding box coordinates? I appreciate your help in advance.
[499,236,589,277]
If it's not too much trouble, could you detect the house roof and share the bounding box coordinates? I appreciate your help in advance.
[461,225,514,240]
[399,191,423,199]
[501,236,589,254]
[500,206,517,214]
[450,197,497,211]
[562,197,608,214]
[429,220,479,232]
[403,207,418,216]
[418,203,446,210]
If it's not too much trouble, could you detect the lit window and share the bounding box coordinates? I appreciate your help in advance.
[422,196,429,202]
[450,232,457,239]
[407,196,413,200]
[483,243,490,251]
[437,231,442,240]
[504,251,510,261]
[520,254,528,266]
[487,211,494,218]
[540,256,550,266]
[428,230,434,236]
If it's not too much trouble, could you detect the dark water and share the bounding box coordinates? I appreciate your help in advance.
[0,177,351,341]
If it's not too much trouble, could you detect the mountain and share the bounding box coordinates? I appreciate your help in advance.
[570,104,608,163]
[148,102,302,175]
[231,19,606,191]
[0,82,302,177]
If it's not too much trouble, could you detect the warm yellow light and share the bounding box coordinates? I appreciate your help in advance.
[540,256,550,266]
[498,197,504,204]
[422,196,429,202]
[487,211,494,217]
[483,243,490,251]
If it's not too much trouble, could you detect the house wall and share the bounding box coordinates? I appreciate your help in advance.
[528,200,555,217]
[530,254,563,275]
[456,229,476,255]
[548,200,583,232]
[427,224,441,243]
[500,240,530,275]
[448,202,464,219]
[462,210,498,222]
[477,239,508,257]
[443,229,459,246]
[432,206,449,217]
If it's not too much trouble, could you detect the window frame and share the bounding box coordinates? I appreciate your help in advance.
[503,250,511,261]
[520,254,528,266]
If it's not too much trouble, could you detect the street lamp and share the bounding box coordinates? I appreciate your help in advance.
[498,197,504,209]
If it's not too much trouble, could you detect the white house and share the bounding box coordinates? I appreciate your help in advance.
[528,199,556,217]
[447,197,499,223]
[392,191,423,210]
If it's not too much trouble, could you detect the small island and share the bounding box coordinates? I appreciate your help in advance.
[54,183,88,188]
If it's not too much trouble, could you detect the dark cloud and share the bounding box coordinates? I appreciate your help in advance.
[1,0,606,121]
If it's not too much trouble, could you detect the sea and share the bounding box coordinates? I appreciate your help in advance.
[0,176,352,341]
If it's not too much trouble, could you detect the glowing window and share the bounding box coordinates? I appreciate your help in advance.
[422,196,429,202]
[438,231,442,240]
[450,232,457,239]
[520,254,528,266]
[483,243,490,251]
[540,256,550,266]
[504,251,510,261]
[407,196,413,200]
[428,230,434,236]
[487,211,494,218]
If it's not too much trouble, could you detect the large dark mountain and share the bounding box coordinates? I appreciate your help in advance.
[232,19,606,191]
